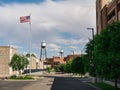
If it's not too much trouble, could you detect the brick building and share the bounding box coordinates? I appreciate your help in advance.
[47,56,66,68]
[96,0,120,34]
[65,54,81,62]
[47,54,80,68]
[0,46,17,77]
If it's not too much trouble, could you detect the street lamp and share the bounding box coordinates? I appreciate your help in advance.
[87,28,94,39]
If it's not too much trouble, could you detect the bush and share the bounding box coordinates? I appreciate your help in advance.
[59,64,65,72]
[24,75,33,79]
[47,67,51,73]
[9,75,33,79]
[54,66,60,72]
[18,76,24,79]
[10,75,17,79]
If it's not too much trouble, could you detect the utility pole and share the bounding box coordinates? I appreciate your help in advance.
[87,28,94,39]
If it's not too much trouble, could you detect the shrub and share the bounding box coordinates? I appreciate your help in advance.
[10,75,17,79]
[24,75,33,79]
[9,75,33,79]
[54,66,60,72]
[47,67,51,73]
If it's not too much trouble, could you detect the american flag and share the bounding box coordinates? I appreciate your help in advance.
[20,16,30,23]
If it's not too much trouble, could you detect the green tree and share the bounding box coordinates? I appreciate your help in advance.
[71,57,85,76]
[25,53,36,58]
[26,53,30,57]
[85,39,96,76]
[9,54,29,75]
[59,64,65,72]
[64,61,72,73]
[86,22,120,90]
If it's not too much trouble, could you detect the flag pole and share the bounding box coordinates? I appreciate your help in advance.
[29,13,31,75]
[20,14,32,75]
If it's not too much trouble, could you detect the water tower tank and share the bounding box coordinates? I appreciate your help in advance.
[41,41,46,48]
[60,49,64,54]
[40,41,47,60]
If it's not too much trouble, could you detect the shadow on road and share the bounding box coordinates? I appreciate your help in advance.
[50,77,99,90]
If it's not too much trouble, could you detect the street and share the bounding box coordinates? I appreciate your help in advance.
[51,77,98,90]
[0,73,99,90]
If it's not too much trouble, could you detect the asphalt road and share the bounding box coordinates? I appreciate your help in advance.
[0,77,53,90]
[0,73,99,90]
[51,77,99,90]
[0,80,33,90]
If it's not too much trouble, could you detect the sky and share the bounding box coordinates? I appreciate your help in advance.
[0,0,96,58]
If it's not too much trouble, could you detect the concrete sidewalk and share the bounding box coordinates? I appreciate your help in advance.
[103,80,120,88]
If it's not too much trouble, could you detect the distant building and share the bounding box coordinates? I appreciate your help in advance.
[96,0,120,34]
[47,54,80,68]
[65,54,80,62]
[0,46,17,77]
[29,56,44,69]
[47,56,65,68]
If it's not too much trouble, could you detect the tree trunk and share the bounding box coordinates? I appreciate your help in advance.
[115,78,118,90]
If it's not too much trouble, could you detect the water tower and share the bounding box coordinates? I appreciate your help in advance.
[40,41,47,60]
[60,49,64,57]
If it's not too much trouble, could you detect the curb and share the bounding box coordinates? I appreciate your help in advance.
[3,77,44,81]
[4,79,37,81]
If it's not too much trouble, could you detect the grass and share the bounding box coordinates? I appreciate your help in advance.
[9,75,34,80]
[90,82,120,90]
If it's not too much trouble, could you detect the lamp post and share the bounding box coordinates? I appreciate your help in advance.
[87,28,94,39]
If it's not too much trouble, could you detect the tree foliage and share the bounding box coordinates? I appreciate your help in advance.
[9,54,29,75]
[64,61,72,73]
[71,57,85,75]
[85,22,120,90]
[54,56,86,76]
[25,53,36,58]
[59,64,65,72]
[54,64,65,72]
[85,39,96,76]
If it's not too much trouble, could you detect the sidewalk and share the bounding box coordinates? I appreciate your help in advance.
[103,80,120,88]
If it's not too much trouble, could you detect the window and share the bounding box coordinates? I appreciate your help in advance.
[108,9,115,21]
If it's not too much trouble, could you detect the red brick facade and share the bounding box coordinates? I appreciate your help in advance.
[47,54,80,68]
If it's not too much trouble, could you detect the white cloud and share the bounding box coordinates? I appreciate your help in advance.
[48,43,61,49]
[0,0,96,57]
[69,46,78,49]
[8,44,23,49]
[55,38,89,45]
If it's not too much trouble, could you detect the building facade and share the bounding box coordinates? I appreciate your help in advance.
[65,54,81,62]
[96,0,120,34]
[47,54,80,68]
[30,56,45,69]
[0,46,17,77]
[47,57,66,68]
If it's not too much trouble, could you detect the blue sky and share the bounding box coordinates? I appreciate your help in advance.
[0,0,44,3]
[0,0,63,4]
[0,0,96,58]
